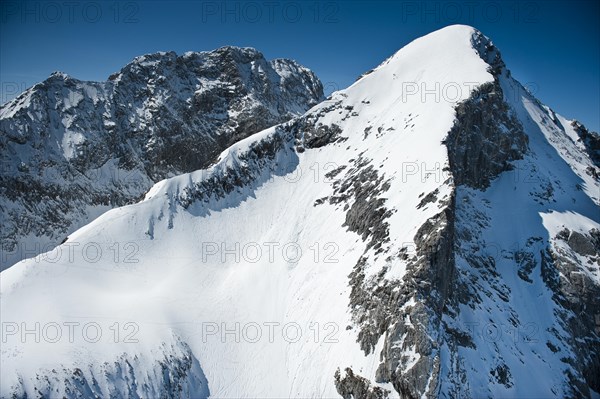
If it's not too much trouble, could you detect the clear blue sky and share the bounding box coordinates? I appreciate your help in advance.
[1,0,599,131]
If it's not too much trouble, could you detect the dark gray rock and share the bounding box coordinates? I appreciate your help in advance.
[571,120,600,167]
[334,368,390,399]
[567,231,598,256]
[445,81,528,189]
[544,241,600,395]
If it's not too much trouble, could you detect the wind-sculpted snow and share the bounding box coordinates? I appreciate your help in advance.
[1,25,599,398]
[0,46,323,269]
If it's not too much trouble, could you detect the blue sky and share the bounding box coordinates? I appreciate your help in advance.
[1,0,599,131]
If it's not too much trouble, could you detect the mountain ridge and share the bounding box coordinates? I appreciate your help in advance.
[0,45,324,269]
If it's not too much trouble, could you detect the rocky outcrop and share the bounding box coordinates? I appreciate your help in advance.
[571,121,600,167]
[319,155,396,355]
[374,203,455,399]
[548,228,600,394]
[335,368,390,399]
[445,81,528,189]
[175,127,295,210]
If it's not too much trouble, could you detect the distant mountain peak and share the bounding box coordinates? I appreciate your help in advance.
[0,45,324,269]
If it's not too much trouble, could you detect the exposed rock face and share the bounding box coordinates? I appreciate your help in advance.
[0,47,323,269]
[445,30,528,190]
[445,81,528,189]
[175,126,296,210]
[571,120,600,167]
[384,206,455,398]
[566,230,599,256]
[547,227,600,394]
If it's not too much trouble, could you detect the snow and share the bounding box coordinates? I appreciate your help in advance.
[61,130,86,159]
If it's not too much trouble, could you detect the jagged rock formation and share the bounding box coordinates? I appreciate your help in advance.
[0,47,323,269]
[335,367,390,399]
[571,121,600,167]
[445,82,529,189]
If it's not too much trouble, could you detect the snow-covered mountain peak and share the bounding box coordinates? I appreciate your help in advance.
[213,45,264,58]
[342,25,493,102]
[48,70,72,80]
[142,24,495,211]
[367,25,490,71]
[2,26,599,398]
[0,46,324,269]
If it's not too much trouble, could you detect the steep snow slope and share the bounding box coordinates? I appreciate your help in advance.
[2,25,599,398]
[0,47,323,270]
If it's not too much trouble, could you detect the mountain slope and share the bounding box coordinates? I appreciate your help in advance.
[0,47,323,270]
[1,25,599,398]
